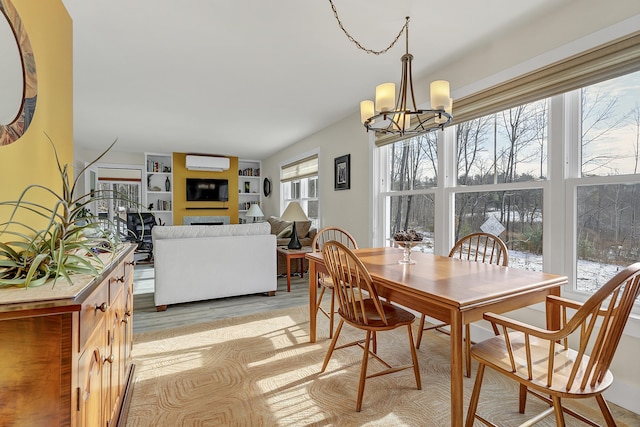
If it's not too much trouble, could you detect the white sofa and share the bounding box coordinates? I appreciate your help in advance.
[152,222,277,311]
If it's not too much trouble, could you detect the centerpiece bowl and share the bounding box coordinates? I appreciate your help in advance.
[390,239,423,265]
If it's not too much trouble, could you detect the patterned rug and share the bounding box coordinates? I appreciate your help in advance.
[126,305,637,426]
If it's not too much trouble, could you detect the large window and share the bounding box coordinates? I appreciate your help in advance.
[280,154,319,229]
[375,53,640,300]
[574,71,640,293]
[379,134,437,253]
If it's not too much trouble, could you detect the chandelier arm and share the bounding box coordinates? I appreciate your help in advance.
[407,59,418,112]
[329,0,409,56]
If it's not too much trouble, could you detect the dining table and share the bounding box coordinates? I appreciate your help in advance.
[306,246,568,427]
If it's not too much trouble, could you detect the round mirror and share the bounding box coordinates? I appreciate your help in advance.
[0,11,22,124]
[0,0,37,145]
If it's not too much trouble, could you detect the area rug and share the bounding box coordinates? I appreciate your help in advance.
[126,305,636,426]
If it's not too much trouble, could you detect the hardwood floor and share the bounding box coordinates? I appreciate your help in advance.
[132,264,310,334]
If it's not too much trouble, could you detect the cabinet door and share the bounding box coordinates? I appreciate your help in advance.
[123,272,134,363]
[77,324,105,427]
[105,288,124,426]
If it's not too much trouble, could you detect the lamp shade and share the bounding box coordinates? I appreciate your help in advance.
[246,204,264,218]
[360,100,374,124]
[430,80,450,109]
[375,82,395,112]
[280,202,308,222]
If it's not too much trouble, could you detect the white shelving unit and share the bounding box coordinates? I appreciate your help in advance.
[144,153,173,226]
[238,159,261,223]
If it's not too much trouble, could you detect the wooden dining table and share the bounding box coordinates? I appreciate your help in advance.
[306,247,568,427]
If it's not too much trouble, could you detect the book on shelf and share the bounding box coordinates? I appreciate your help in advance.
[156,199,172,211]
[239,167,260,177]
[147,160,171,173]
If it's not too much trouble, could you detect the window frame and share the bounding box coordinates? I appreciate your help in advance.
[279,149,321,229]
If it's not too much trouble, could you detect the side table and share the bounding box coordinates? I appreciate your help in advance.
[276,246,312,292]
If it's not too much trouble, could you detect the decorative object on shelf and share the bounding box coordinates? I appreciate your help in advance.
[334,154,350,190]
[280,201,308,249]
[246,204,264,222]
[391,229,424,265]
[263,178,271,197]
[244,182,250,193]
[0,135,121,288]
[328,1,452,136]
[165,176,171,191]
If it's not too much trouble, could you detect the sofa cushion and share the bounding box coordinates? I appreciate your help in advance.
[153,222,270,240]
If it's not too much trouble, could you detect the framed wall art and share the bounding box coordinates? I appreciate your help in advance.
[334,154,350,190]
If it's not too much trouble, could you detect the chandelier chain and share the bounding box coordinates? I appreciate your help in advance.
[328,0,408,56]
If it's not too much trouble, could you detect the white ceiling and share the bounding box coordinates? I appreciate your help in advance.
[62,0,568,159]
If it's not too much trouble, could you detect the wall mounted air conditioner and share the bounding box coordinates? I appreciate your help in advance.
[185,155,230,171]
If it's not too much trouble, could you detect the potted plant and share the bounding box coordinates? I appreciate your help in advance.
[0,135,123,288]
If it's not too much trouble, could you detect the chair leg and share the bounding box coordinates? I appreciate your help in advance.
[321,320,344,373]
[315,286,326,316]
[519,384,528,413]
[356,330,372,412]
[595,394,617,427]
[465,363,486,427]
[416,314,426,349]
[372,331,377,354]
[464,324,472,377]
[407,325,421,390]
[328,288,335,339]
[552,395,566,426]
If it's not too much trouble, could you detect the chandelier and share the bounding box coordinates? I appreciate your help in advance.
[329,2,453,135]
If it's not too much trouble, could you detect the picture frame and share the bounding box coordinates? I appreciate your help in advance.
[334,154,350,190]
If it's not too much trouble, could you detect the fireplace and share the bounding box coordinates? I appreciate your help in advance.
[183,216,230,225]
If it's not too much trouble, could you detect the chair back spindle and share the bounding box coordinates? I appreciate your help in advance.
[322,241,386,327]
[449,232,508,267]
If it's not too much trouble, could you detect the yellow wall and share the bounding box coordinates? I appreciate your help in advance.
[172,153,240,225]
[0,0,72,230]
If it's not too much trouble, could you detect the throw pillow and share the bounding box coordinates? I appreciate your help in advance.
[295,220,312,239]
[277,225,293,238]
[267,216,291,236]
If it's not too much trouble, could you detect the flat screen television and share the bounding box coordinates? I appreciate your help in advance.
[186,178,229,202]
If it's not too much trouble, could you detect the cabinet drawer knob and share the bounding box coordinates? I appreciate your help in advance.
[95,302,108,312]
[104,354,114,364]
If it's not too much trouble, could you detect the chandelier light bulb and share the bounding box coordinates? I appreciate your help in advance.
[436,98,454,124]
[393,112,410,131]
[360,100,374,124]
[430,80,450,109]
[375,83,395,112]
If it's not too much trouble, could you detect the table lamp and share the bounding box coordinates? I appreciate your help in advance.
[280,201,308,249]
[245,204,264,222]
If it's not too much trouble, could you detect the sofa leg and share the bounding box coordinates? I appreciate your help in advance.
[267,291,276,297]
[156,305,167,312]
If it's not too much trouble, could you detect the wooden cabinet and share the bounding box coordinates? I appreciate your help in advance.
[0,244,136,427]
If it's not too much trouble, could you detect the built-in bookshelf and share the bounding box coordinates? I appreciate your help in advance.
[238,159,262,223]
[144,153,173,226]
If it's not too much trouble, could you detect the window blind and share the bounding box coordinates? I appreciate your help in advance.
[376,30,640,147]
[280,155,318,182]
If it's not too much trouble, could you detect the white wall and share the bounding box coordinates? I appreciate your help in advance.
[261,115,371,245]
[261,1,640,414]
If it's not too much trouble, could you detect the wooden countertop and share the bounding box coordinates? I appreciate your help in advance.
[0,243,135,312]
